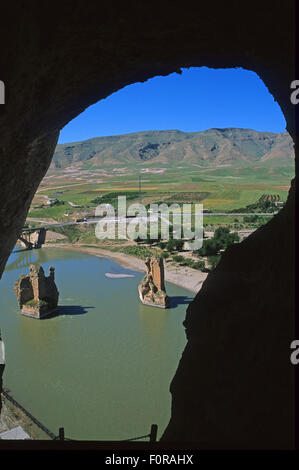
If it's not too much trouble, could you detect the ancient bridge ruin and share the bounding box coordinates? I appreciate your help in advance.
[0,1,296,449]
[17,228,47,250]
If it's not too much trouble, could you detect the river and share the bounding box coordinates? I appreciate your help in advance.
[0,247,193,440]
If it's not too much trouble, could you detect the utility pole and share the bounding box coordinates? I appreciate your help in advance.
[138,174,142,208]
[149,424,158,443]
[58,427,65,441]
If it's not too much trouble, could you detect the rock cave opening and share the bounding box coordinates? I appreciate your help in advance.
[0,2,295,448]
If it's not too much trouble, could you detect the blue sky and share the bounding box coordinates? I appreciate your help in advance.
[58,67,286,144]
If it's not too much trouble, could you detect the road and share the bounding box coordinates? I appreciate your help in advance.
[22,215,160,232]
[23,210,277,234]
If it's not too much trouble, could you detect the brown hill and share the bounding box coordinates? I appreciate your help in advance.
[51,128,294,168]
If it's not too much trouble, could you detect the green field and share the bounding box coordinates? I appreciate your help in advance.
[29,161,294,223]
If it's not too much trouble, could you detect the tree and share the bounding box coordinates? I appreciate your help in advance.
[208,255,221,270]
[197,227,239,256]
[192,260,205,270]
[165,239,184,252]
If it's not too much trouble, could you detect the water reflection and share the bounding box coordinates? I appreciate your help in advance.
[5,247,90,272]
[5,250,37,271]
[56,305,94,317]
[137,303,169,346]
[1,247,191,440]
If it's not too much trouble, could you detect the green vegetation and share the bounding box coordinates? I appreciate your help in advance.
[190,260,206,270]
[172,255,185,263]
[117,245,160,260]
[197,227,239,256]
[29,133,293,281]
[171,255,206,271]
[51,129,294,171]
[30,137,293,269]
[49,225,84,243]
[243,214,269,226]
[28,203,69,220]
[208,255,221,270]
[33,163,291,221]
[164,192,211,203]
[231,194,284,213]
[24,299,48,307]
[90,191,140,208]
[165,239,184,252]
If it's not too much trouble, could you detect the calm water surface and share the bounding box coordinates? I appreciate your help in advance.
[0,248,193,440]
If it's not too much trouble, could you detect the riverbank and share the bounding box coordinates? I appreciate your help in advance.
[0,390,50,440]
[43,243,207,294]
[2,246,193,440]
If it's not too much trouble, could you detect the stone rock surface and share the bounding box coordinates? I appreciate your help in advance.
[138,257,170,308]
[161,181,295,448]
[16,228,47,249]
[14,264,59,319]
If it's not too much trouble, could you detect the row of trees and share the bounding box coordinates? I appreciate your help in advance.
[137,225,239,257]
[135,226,241,272]
[231,194,283,214]
[196,227,239,256]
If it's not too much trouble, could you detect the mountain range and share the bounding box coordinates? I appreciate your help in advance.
[51,128,294,168]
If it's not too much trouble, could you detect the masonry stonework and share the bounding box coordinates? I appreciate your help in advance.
[138,257,170,309]
[14,264,59,319]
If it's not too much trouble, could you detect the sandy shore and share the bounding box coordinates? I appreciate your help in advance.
[43,243,208,294]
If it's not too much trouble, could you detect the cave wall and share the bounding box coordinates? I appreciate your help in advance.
[161,181,295,448]
[0,1,296,447]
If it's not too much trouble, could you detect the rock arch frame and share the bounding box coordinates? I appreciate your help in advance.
[0,1,296,448]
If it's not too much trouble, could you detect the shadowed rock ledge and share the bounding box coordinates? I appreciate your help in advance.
[161,180,295,448]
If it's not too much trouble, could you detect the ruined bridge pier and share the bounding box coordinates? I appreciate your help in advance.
[17,228,47,250]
